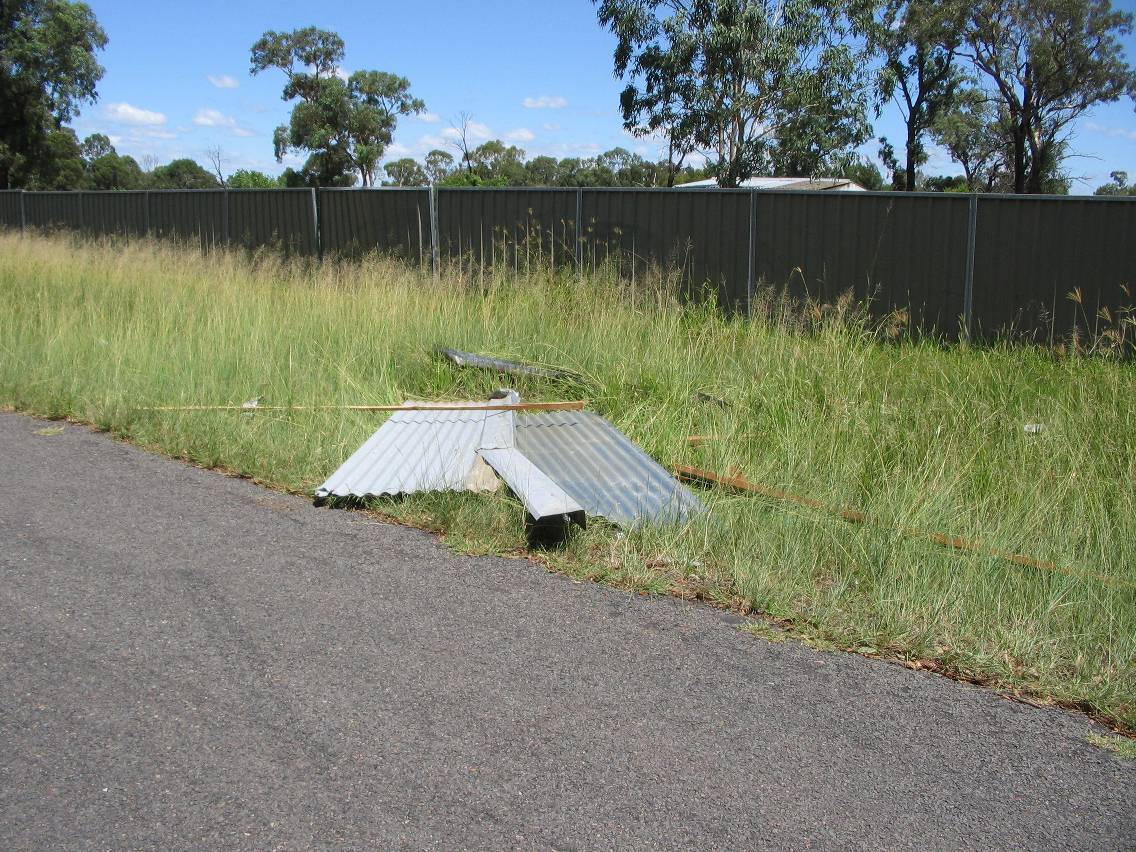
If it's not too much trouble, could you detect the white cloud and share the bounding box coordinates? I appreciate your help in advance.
[523,95,568,109]
[385,142,413,159]
[207,74,239,89]
[418,133,451,150]
[334,67,350,81]
[104,102,167,126]
[418,121,492,152]
[507,127,535,142]
[1085,120,1136,142]
[193,108,255,137]
[431,122,492,143]
[550,142,601,155]
[542,122,561,131]
[466,121,492,140]
[414,112,441,123]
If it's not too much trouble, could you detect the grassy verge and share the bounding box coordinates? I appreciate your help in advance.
[1088,735,1136,759]
[1,230,1133,730]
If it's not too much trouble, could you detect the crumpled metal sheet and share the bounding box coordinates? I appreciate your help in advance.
[478,447,584,524]
[314,402,514,501]
[316,399,703,528]
[514,411,704,528]
[437,347,582,383]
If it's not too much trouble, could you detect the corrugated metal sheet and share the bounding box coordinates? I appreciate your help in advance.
[478,447,584,522]
[228,189,316,255]
[315,403,514,500]
[24,192,84,230]
[514,410,704,527]
[80,191,147,237]
[148,190,226,249]
[580,188,752,312]
[0,191,22,228]
[12,187,1135,342]
[971,195,1136,340]
[316,402,701,528]
[754,191,971,336]
[438,188,578,270]
[319,188,428,262]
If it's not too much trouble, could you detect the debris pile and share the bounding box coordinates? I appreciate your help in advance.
[314,390,703,531]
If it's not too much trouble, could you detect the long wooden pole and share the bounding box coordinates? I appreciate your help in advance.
[141,401,587,413]
[674,463,1130,591]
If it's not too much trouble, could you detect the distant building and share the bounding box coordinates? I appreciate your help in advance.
[675,176,865,191]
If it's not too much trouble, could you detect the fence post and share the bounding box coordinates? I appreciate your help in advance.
[428,186,440,278]
[143,191,150,236]
[222,188,231,248]
[309,187,320,259]
[746,190,757,316]
[19,189,26,234]
[962,194,978,340]
[575,188,583,272]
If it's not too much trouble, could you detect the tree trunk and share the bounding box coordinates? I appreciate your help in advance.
[1012,125,1026,194]
[905,126,918,192]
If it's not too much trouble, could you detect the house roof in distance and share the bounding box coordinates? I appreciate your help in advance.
[676,176,865,191]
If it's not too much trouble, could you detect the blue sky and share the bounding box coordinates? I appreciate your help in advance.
[71,0,1136,193]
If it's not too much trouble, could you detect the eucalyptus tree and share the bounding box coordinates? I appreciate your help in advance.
[961,0,1136,193]
[0,0,107,188]
[250,27,424,187]
[595,0,875,186]
[872,0,968,190]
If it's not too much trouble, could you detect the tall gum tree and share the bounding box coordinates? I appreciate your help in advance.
[250,27,424,187]
[595,0,875,187]
[0,0,107,188]
[872,0,969,190]
[961,0,1136,194]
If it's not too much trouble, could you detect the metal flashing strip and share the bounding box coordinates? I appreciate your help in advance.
[478,448,584,524]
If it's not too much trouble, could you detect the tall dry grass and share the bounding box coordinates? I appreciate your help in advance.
[1,230,1133,728]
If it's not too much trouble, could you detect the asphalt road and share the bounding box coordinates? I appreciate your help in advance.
[1,411,1133,850]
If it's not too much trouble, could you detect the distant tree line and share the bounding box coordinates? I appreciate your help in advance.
[595,0,1136,193]
[2,1,1133,195]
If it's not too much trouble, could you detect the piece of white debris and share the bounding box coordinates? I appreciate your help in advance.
[1023,423,1045,434]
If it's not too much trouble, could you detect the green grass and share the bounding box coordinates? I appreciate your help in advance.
[1088,734,1136,759]
[1,230,1134,731]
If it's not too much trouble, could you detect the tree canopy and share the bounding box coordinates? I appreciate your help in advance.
[249,27,424,187]
[595,0,874,187]
[871,0,968,190]
[0,0,107,188]
[147,158,220,190]
[961,0,1136,193]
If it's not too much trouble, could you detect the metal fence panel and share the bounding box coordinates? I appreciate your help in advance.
[437,188,578,271]
[318,188,428,262]
[79,191,148,237]
[24,192,85,231]
[148,190,226,249]
[754,191,971,335]
[227,189,316,255]
[0,191,22,228]
[581,188,752,310]
[971,195,1136,341]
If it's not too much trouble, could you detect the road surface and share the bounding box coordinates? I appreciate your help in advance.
[1,412,1132,849]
